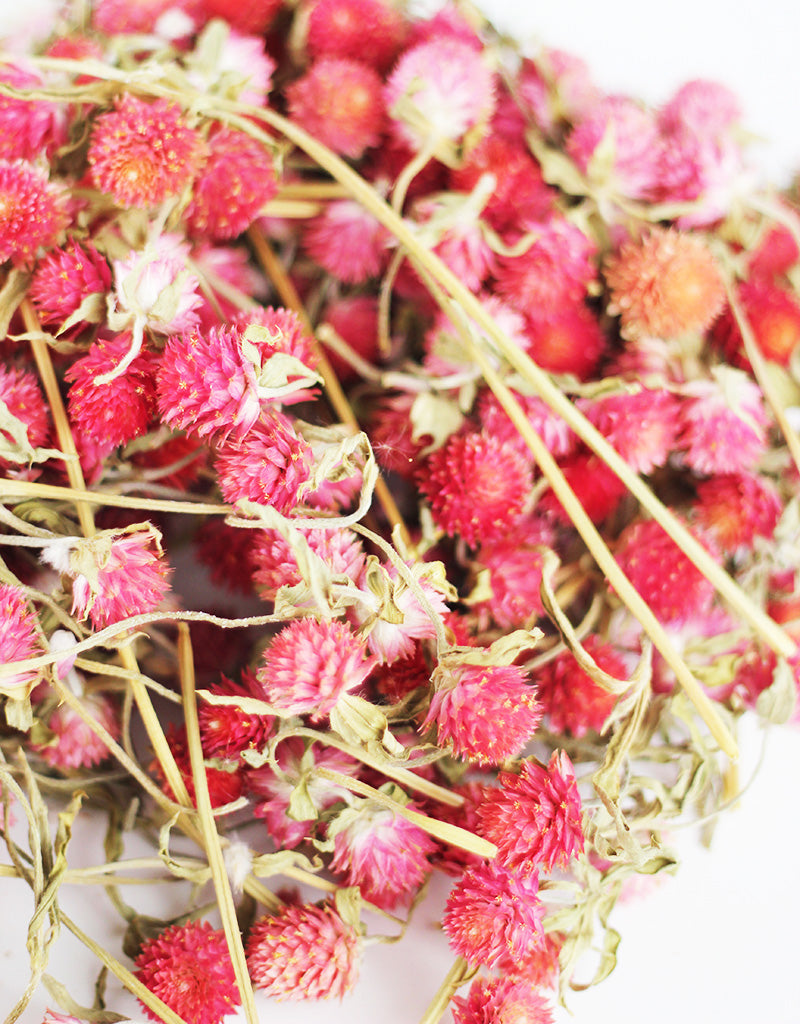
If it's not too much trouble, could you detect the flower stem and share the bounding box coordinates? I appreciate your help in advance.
[418,957,475,1024]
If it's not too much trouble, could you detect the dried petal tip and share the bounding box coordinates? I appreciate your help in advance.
[246,901,362,1000]
[134,920,241,1024]
[0,158,69,266]
[452,976,555,1024]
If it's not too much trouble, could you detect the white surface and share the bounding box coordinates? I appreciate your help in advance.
[3,2,800,1022]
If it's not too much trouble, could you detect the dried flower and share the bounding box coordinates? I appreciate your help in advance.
[578,387,681,475]
[604,227,725,339]
[134,920,241,1024]
[534,634,625,737]
[452,975,555,1024]
[443,860,546,968]
[88,95,207,208]
[304,198,390,284]
[198,670,274,760]
[712,279,800,367]
[0,158,68,266]
[29,238,111,329]
[306,0,406,72]
[256,617,374,721]
[0,584,44,698]
[34,691,120,770]
[0,363,50,465]
[692,472,782,553]
[477,750,585,874]
[0,62,68,161]
[246,901,362,1000]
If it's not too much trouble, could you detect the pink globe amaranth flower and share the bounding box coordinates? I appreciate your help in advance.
[659,79,742,139]
[604,226,725,340]
[231,305,320,406]
[185,28,275,107]
[495,217,598,319]
[329,797,436,910]
[614,517,719,626]
[0,363,50,459]
[497,927,564,988]
[247,900,362,1000]
[318,294,380,382]
[523,303,607,380]
[29,238,111,331]
[247,737,359,848]
[410,191,497,294]
[185,125,278,240]
[471,515,556,630]
[567,95,662,200]
[370,642,431,704]
[42,530,172,631]
[0,584,44,698]
[88,94,207,208]
[92,0,202,34]
[747,221,800,283]
[41,1011,88,1024]
[0,159,69,267]
[66,335,158,448]
[477,388,575,462]
[423,294,527,378]
[257,617,374,721]
[0,62,69,161]
[153,722,244,808]
[134,920,241,1024]
[199,0,282,34]
[367,391,430,478]
[304,198,390,283]
[158,323,260,442]
[538,450,627,526]
[712,279,800,368]
[385,37,496,151]
[452,975,555,1024]
[477,750,584,875]
[692,472,781,554]
[349,561,451,665]
[443,860,546,969]
[213,411,313,512]
[417,432,533,548]
[198,670,274,760]
[514,50,600,137]
[424,661,542,766]
[112,234,202,337]
[578,387,681,475]
[677,369,769,476]
[250,525,366,600]
[449,134,554,233]
[306,0,407,73]
[35,691,120,770]
[534,634,624,737]
[287,57,386,160]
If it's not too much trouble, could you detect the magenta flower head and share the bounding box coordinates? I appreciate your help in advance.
[452,975,555,1024]
[0,584,45,699]
[477,750,585,874]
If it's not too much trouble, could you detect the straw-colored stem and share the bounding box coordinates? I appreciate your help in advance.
[0,477,230,516]
[247,225,412,548]
[315,767,497,857]
[178,624,259,1024]
[240,105,794,662]
[418,957,475,1024]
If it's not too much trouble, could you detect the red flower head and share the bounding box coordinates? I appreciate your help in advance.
[0,364,50,469]
[88,94,207,208]
[185,125,278,240]
[29,238,111,331]
[523,303,607,379]
[443,860,546,968]
[246,901,362,1000]
[306,0,407,73]
[0,159,69,267]
[287,58,386,160]
[534,634,624,737]
[417,432,533,548]
[0,584,45,698]
[692,472,781,553]
[134,920,241,1024]
[477,750,585,874]
[452,975,555,1024]
[256,617,374,721]
[198,670,274,761]
[712,279,800,367]
[153,723,244,809]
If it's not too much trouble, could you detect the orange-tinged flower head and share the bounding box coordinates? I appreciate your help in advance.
[605,226,725,339]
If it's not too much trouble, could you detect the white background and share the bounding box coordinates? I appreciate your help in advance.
[3,0,800,1022]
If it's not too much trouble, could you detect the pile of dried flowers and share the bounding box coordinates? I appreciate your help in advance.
[1,1,799,1022]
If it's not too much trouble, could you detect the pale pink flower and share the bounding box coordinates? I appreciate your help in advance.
[477,751,584,874]
[678,369,769,475]
[247,737,359,848]
[185,28,275,106]
[423,295,527,378]
[303,199,390,283]
[578,387,681,475]
[41,530,172,630]
[477,388,575,462]
[112,234,201,336]
[514,50,600,136]
[34,691,119,770]
[329,797,436,909]
[134,920,240,1024]
[452,975,555,1024]
[384,38,496,150]
[213,411,313,512]
[256,617,374,721]
[247,901,362,1000]
[0,584,44,697]
[41,1012,91,1024]
[349,562,450,664]
[250,526,366,600]
[443,860,546,968]
[424,661,542,765]
[411,190,496,293]
[567,95,662,200]
[91,0,201,35]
